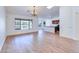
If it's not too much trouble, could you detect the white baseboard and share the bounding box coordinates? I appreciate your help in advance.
[0,36,6,52]
[60,34,76,40]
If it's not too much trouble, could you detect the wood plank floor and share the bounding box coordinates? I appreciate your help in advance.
[1,30,79,53]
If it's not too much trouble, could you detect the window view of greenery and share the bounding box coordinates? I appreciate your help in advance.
[15,18,32,30]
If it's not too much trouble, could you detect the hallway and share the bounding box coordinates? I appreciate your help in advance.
[1,30,79,53]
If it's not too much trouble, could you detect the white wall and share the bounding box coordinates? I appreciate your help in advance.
[72,7,79,40]
[75,13,79,40]
[0,7,6,50]
[6,14,39,35]
[60,7,75,39]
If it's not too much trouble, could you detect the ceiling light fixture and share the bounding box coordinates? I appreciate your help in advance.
[47,6,54,9]
[32,6,37,16]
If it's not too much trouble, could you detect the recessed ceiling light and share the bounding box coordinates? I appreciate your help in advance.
[47,6,54,9]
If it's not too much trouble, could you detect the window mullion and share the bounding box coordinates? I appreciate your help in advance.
[20,19,21,30]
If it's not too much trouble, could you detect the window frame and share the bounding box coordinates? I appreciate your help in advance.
[15,18,33,30]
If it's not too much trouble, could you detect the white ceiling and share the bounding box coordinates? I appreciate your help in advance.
[5,6,59,18]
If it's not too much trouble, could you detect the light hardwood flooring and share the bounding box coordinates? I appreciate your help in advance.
[1,30,79,53]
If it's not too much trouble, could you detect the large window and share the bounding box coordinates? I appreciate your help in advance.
[44,20,52,26]
[15,18,32,30]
